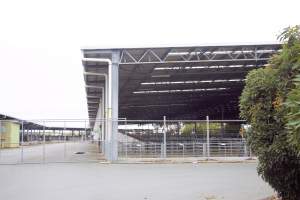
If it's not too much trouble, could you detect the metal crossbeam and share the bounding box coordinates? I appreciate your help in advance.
[119,45,280,65]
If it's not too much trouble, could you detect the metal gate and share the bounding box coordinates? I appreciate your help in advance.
[0,119,104,164]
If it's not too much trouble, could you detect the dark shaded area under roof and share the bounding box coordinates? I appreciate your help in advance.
[82,43,282,122]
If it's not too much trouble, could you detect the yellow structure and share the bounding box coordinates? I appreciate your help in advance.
[0,121,20,148]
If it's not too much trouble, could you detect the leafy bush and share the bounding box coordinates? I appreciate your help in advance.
[239,25,300,200]
[286,74,300,150]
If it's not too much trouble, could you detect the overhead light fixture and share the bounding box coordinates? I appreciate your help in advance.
[151,75,171,78]
[133,87,228,94]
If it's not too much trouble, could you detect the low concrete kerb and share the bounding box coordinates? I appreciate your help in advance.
[105,157,258,164]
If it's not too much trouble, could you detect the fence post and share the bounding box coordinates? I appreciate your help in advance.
[163,116,167,158]
[139,144,142,158]
[125,118,128,158]
[43,121,46,163]
[0,121,2,161]
[206,116,210,159]
[193,142,195,156]
[84,120,86,142]
[244,139,248,157]
[21,120,24,163]
[230,142,233,157]
[64,121,66,161]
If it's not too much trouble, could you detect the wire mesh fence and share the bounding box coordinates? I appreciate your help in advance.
[0,118,251,164]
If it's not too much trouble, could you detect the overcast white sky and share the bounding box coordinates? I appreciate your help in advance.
[0,0,299,120]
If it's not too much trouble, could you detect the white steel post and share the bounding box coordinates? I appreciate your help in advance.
[21,121,24,163]
[206,116,210,159]
[43,121,46,163]
[244,140,248,157]
[203,143,206,157]
[163,116,167,158]
[84,120,86,142]
[81,53,119,161]
[0,121,2,161]
[64,121,66,160]
[193,142,195,156]
[125,118,128,158]
[110,51,120,161]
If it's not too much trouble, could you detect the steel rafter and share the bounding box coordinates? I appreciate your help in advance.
[119,45,280,65]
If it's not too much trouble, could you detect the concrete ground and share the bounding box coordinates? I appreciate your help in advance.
[0,163,273,200]
[0,141,103,164]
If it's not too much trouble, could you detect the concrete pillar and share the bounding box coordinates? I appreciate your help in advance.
[106,51,120,161]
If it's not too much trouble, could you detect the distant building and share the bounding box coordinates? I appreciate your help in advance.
[0,120,20,148]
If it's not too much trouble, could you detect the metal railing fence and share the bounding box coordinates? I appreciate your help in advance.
[0,118,250,164]
[117,139,249,159]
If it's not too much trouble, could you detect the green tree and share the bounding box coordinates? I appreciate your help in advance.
[239,25,300,200]
[286,75,300,150]
[181,123,221,135]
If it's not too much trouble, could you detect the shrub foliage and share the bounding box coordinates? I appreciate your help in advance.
[239,25,300,200]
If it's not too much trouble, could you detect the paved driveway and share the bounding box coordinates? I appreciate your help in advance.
[0,163,273,200]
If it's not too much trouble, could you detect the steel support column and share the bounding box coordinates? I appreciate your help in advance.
[110,51,120,161]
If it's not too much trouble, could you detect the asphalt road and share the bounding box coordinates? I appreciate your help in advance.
[0,163,273,200]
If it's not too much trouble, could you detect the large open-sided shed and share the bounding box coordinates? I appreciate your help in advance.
[81,43,281,160]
